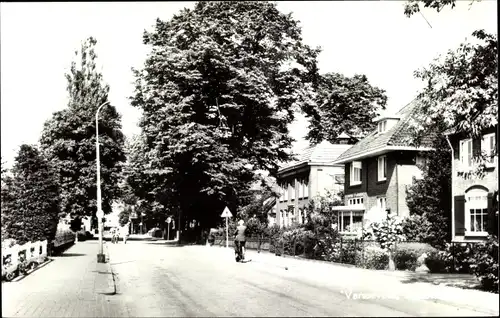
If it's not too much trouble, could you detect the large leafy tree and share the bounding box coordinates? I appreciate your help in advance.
[40,37,126,223]
[401,0,496,246]
[404,133,452,249]
[408,30,497,139]
[404,0,497,140]
[303,73,387,144]
[130,1,320,236]
[1,145,60,244]
[403,1,497,179]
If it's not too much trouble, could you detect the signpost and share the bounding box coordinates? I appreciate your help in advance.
[166,217,172,241]
[220,207,233,248]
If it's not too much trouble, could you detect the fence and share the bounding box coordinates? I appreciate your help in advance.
[53,230,75,248]
[211,234,480,272]
[2,240,48,281]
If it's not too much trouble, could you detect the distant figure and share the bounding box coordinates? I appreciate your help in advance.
[121,225,129,244]
[233,220,247,262]
[112,227,119,244]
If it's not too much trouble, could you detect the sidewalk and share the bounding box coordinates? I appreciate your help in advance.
[205,245,499,316]
[2,241,118,317]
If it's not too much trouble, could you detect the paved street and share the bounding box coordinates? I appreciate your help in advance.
[2,240,498,317]
[106,241,498,317]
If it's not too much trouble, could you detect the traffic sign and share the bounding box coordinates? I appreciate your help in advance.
[221,207,232,218]
[166,217,172,224]
[221,206,232,248]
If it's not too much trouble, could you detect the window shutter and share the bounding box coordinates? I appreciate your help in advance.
[454,195,466,236]
[473,138,481,157]
[487,192,497,236]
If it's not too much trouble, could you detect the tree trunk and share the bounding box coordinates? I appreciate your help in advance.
[74,232,78,243]
[388,249,395,271]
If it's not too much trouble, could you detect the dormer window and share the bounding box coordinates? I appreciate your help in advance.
[378,121,387,133]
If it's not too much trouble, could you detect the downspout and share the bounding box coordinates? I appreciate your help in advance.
[445,135,455,241]
[395,159,399,216]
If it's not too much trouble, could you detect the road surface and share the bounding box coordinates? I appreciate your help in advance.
[104,241,496,317]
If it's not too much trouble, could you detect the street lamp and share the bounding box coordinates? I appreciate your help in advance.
[96,101,110,263]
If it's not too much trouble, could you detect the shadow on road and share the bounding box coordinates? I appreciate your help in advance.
[399,273,481,290]
[53,253,87,257]
[109,260,136,266]
[143,242,203,247]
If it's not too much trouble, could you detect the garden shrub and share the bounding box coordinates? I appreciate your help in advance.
[279,227,314,256]
[339,239,361,265]
[356,245,389,270]
[469,235,498,293]
[425,250,449,273]
[393,242,436,271]
[445,242,473,274]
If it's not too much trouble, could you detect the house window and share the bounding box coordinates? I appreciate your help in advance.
[350,161,362,186]
[377,197,387,213]
[348,197,364,206]
[378,121,387,133]
[298,180,303,198]
[377,156,387,181]
[465,189,488,234]
[338,211,364,233]
[460,138,473,168]
[482,133,496,163]
[284,185,288,201]
[290,183,295,200]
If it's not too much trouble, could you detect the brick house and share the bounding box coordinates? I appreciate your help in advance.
[274,137,355,228]
[444,125,498,242]
[331,100,434,235]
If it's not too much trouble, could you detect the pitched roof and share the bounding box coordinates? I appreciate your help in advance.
[278,140,352,172]
[334,99,434,164]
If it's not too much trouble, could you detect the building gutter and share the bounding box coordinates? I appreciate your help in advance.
[445,135,455,241]
[333,146,434,165]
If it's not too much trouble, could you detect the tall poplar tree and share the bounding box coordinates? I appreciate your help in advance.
[40,37,126,224]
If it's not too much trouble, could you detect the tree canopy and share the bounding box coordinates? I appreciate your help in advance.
[1,145,60,244]
[129,1,320,234]
[40,37,126,221]
[303,73,387,143]
[409,30,497,139]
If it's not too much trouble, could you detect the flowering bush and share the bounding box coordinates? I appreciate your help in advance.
[363,214,406,250]
[469,235,498,293]
[363,214,406,270]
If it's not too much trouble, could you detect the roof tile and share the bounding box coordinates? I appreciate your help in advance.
[279,141,352,172]
[334,99,434,162]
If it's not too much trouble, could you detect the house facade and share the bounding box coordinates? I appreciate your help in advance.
[332,100,434,235]
[274,137,355,228]
[445,125,498,242]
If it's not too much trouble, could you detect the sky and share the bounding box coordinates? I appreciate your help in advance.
[1,1,497,168]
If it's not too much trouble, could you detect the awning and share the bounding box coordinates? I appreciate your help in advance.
[330,206,365,212]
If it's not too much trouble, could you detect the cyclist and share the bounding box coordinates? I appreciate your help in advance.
[233,219,247,262]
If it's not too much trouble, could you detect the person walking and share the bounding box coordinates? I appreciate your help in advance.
[121,224,129,244]
[233,219,247,262]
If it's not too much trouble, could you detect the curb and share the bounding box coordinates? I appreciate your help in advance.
[8,258,54,283]
[103,242,116,295]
